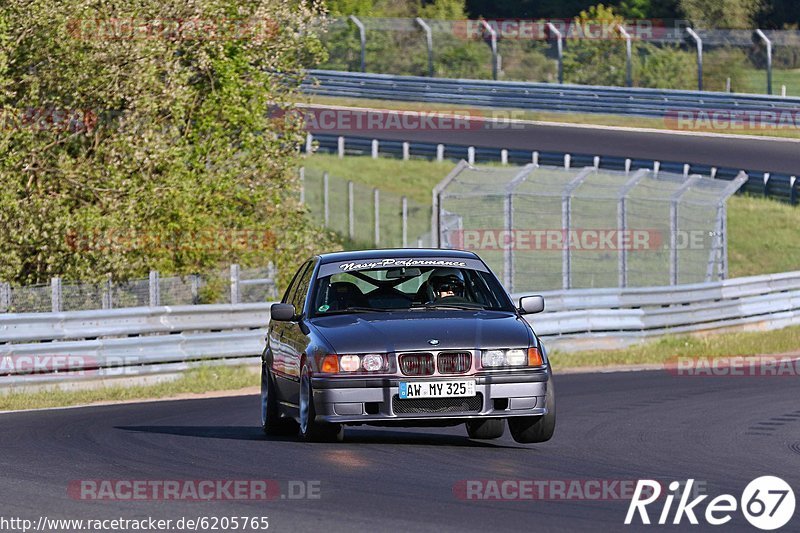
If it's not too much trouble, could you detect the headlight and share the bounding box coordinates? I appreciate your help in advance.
[361,353,385,372]
[481,348,544,368]
[329,353,389,373]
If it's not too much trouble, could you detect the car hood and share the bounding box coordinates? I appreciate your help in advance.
[309,311,533,353]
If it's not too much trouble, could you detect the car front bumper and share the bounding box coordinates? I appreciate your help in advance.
[311,369,552,424]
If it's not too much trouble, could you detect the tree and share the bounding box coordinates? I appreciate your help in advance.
[1,0,332,287]
[679,0,763,29]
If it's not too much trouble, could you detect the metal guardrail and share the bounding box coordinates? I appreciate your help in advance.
[1,270,799,384]
[303,70,800,120]
[307,133,799,204]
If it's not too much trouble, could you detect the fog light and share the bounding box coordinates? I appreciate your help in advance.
[340,355,360,372]
[362,353,385,372]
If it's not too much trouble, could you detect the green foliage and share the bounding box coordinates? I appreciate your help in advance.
[1,0,334,287]
[637,45,697,89]
[562,4,630,86]
[679,0,763,29]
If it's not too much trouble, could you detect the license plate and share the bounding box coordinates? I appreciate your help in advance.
[399,380,476,399]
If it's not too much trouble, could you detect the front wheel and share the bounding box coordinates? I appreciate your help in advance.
[508,380,556,444]
[261,362,297,436]
[465,418,505,439]
[298,364,342,442]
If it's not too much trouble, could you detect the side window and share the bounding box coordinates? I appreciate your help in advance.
[282,261,311,304]
[289,261,315,314]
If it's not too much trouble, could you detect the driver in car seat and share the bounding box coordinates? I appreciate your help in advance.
[426,268,470,304]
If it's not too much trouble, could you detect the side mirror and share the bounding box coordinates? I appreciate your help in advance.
[271,303,296,322]
[518,295,545,315]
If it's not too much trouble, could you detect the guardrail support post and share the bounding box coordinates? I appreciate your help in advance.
[415,17,434,77]
[480,20,498,80]
[371,139,379,159]
[468,146,475,164]
[546,23,564,84]
[402,141,410,160]
[349,15,366,73]
[337,136,345,159]
[501,149,508,165]
[149,270,160,307]
[617,25,633,87]
[436,144,445,162]
[0,282,9,312]
[373,188,380,246]
[348,180,355,240]
[51,277,62,313]
[401,196,408,248]
[323,172,330,227]
[756,29,773,95]
[686,28,703,91]
[230,264,240,305]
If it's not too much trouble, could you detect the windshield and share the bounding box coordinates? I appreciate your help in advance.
[310,266,514,316]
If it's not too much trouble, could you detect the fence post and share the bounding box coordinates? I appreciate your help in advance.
[373,188,380,246]
[299,166,305,205]
[503,193,513,290]
[686,27,703,91]
[480,20,498,80]
[323,172,330,227]
[617,25,633,87]
[617,170,647,288]
[149,270,160,307]
[755,29,772,95]
[348,180,355,240]
[0,282,9,312]
[401,196,408,248]
[230,264,240,305]
[102,274,113,309]
[190,274,201,305]
[51,277,62,313]
[561,168,593,290]
[546,23,564,84]
[349,15,366,73]
[415,17,434,77]
[267,262,278,300]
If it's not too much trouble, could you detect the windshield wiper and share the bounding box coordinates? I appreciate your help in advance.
[411,303,486,311]
[320,306,392,315]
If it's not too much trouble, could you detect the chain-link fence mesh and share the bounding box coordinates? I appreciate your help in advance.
[303,167,433,249]
[435,162,746,293]
[0,264,278,314]
[314,17,800,94]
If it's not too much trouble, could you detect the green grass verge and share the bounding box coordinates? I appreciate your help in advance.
[0,365,257,412]
[304,153,800,279]
[549,325,800,369]
[306,95,800,140]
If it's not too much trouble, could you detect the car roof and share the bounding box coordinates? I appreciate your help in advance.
[317,248,479,265]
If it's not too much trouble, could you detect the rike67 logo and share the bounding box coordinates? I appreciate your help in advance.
[626,477,795,530]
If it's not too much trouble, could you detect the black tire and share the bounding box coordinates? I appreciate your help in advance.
[508,380,556,444]
[260,362,298,436]
[298,364,342,443]
[466,418,505,439]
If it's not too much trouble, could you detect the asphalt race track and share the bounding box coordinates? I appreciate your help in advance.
[2,370,798,532]
[305,105,800,175]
